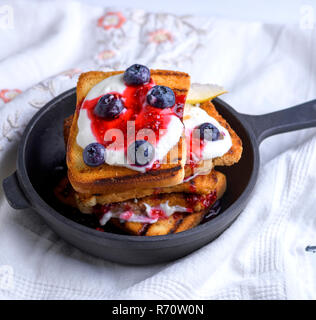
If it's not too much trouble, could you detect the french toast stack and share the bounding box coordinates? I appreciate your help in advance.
[55,65,242,236]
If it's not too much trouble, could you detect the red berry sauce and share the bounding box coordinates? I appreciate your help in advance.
[185,128,205,167]
[93,204,110,220]
[149,208,168,220]
[119,210,134,220]
[186,191,217,210]
[79,78,186,157]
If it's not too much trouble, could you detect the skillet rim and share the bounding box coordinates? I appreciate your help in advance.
[16,88,260,245]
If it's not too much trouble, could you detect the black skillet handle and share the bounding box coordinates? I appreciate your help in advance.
[2,172,30,209]
[240,99,316,144]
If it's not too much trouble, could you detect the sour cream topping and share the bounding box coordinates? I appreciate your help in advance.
[76,73,184,172]
[183,103,232,160]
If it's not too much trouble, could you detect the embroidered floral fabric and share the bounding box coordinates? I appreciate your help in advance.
[0,6,211,153]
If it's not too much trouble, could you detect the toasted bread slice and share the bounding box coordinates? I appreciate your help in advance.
[110,173,226,236]
[54,171,226,236]
[75,169,225,206]
[67,70,190,194]
[112,209,208,236]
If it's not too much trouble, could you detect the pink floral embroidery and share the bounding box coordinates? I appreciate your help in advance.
[97,12,126,30]
[61,68,82,79]
[0,89,22,103]
[97,50,116,61]
[149,29,173,44]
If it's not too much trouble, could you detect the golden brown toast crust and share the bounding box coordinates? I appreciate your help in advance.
[67,70,190,194]
[76,169,226,206]
[54,172,225,213]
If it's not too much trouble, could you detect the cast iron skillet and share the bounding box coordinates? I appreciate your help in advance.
[2,88,316,264]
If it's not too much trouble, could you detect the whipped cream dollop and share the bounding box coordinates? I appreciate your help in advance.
[76,73,184,172]
[184,103,232,161]
[85,73,126,101]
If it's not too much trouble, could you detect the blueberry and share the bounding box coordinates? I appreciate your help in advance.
[146,85,175,109]
[94,94,124,120]
[83,143,106,167]
[123,64,151,86]
[128,140,155,166]
[198,123,220,141]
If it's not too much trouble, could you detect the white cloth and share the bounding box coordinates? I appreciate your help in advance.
[0,0,316,300]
